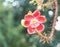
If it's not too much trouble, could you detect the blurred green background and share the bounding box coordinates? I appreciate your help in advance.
[0,0,60,47]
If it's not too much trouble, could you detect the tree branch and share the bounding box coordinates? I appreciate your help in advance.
[37,0,58,42]
[49,0,58,39]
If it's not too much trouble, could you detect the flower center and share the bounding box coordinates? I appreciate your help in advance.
[30,19,38,24]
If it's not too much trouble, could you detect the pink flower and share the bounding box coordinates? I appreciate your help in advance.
[21,10,46,34]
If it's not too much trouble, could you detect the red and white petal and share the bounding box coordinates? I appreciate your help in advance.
[21,19,30,27]
[24,14,34,21]
[27,26,35,34]
[24,20,30,27]
[36,24,45,32]
[37,16,46,23]
[33,10,40,17]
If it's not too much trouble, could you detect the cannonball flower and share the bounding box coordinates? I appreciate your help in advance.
[21,10,46,34]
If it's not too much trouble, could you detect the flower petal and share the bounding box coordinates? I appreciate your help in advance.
[21,19,30,27]
[33,10,40,17]
[21,19,25,27]
[37,16,46,23]
[24,14,33,21]
[24,20,30,27]
[36,24,45,32]
[27,26,35,34]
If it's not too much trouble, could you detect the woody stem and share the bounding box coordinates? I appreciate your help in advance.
[49,0,58,39]
[37,0,58,42]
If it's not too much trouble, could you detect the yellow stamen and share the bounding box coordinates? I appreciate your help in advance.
[30,19,38,24]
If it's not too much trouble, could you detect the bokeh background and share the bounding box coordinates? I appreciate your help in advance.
[0,0,60,47]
